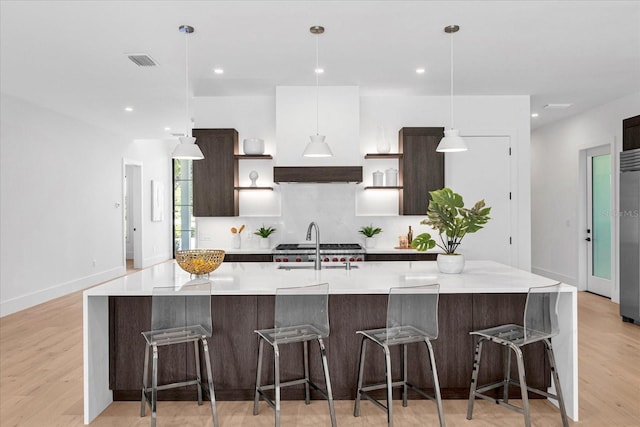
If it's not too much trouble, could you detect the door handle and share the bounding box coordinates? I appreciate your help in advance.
[585,237,591,242]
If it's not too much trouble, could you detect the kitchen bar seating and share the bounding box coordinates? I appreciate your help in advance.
[466,283,569,427]
[140,280,219,427]
[253,282,337,427]
[353,283,445,427]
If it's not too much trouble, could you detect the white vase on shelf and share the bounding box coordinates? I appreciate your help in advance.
[365,237,376,248]
[376,126,391,153]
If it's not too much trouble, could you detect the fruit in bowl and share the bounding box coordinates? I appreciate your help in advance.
[175,249,225,275]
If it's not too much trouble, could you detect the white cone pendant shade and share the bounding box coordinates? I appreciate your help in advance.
[173,136,204,160]
[437,25,467,153]
[303,26,333,158]
[172,24,204,160]
[303,134,333,157]
[437,129,467,152]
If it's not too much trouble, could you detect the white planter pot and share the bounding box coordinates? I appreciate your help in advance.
[365,237,376,248]
[437,253,465,274]
[259,236,271,249]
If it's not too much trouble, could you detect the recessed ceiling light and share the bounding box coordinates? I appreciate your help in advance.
[164,127,171,131]
[531,113,539,118]
[544,103,572,109]
[124,107,133,112]
[314,67,324,74]
[416,68,426,74]
[213,68,224,74]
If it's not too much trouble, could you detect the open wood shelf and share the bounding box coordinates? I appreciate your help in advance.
[364,153,403,159]
[234,154,273,159]
[234,186,274,190]
[364,186,403,190]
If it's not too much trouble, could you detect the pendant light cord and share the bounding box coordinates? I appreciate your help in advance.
[450,28,454,131]
[315,33,319,136]
[184,31,190,138]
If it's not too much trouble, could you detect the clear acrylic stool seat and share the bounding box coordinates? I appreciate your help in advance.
[353,283,445,427]
[140,279,219,427]
[467,283,569,427]
[253,282,337,427]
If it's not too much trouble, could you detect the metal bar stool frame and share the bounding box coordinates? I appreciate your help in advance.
[353,283,446,427]
[140,280,219,427]
[253,282,337,427]
[466,283,569,427]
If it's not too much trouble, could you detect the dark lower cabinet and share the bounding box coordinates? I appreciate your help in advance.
[365,252,437,261]
[192,129,239,217]
[399,127,445,215]
[109,293,548,401]
[223,254,273,262]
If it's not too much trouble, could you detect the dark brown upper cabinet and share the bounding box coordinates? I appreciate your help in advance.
[398,127,445,215]
[623,115,640,151]
[192,128,239,217]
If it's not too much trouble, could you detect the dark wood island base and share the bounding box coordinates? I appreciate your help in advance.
[109,293,549,402]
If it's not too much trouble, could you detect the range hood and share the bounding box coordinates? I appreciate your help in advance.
[273,166,363,183]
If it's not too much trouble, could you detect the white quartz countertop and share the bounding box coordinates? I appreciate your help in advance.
[84,260,574,296]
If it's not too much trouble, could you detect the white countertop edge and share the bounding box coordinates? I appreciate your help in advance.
[83,260,576,297]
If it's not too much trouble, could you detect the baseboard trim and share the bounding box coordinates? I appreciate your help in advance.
[0,266,125,317]
[531,266,576,286]
[142,253,171,269]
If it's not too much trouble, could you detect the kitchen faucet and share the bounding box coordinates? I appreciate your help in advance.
[306,221,321,270]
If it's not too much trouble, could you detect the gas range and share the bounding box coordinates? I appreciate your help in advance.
[273,243,365,264]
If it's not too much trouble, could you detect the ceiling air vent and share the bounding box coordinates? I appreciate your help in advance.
[543,103,572,109]
[126,54,158,67]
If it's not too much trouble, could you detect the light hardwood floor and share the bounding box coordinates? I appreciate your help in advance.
[1,286,639,426]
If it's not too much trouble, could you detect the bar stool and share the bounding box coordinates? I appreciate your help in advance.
[467,283,569,427]
[140,279,219,427]
[353,283,445,427]
[253,282,337,427]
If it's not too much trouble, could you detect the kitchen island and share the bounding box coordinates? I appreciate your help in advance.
[83,260,577,424]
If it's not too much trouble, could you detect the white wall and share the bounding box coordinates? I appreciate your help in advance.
[195,91,532,270]
[0,94,173,316]
[531,91,640,302]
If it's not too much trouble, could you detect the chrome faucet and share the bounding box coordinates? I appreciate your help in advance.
[306,221,322,270]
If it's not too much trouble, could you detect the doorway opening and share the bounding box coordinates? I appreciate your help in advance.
[123,159,143,270]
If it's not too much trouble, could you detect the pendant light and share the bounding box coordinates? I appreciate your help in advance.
[172,25,204,160]
[436,25,468,153]
[303,25,333,158]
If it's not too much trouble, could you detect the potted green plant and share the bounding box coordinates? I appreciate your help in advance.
[359,224,382,248]
[411,187,491,273]
[254,225,276,249]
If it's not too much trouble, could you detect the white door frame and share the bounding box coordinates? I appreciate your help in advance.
[578,143,615,296]
[123,158,143,269]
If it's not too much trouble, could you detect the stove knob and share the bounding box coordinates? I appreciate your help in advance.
[349,257,355,262]
[340,257,346,262]
[356,257,363,262]
[275,258,281,262]
[332,257,339,262]
[295,257,302,262]
[283,258,289,262]
[323,257,330,262]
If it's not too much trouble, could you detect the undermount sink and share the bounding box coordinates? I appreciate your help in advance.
[277,264,359,270]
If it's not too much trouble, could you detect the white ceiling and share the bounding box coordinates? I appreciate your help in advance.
[1,0,639,139]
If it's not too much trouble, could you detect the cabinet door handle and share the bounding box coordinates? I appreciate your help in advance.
[585,237,591,242]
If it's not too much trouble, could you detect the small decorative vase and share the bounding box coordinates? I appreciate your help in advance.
[376,126,391,153]
[437,253,465,274]
[249,170,259,187]
[232,233,241,249]
[365,237,376,248]
[259,236,270,249]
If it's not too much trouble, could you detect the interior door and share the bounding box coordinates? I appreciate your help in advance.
[444,136,512,265]
[586,146,613,297]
